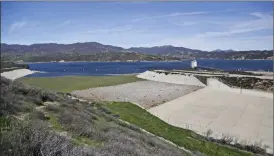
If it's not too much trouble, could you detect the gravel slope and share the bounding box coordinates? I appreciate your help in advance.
[72,80,202,109]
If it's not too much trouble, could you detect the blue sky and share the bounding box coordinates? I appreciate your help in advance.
[1,2,273,51]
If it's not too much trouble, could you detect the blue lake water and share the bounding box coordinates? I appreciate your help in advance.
[27,60,273,77]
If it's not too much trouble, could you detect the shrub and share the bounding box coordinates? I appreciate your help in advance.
[205,129,213,138]
[98,106,112,115]
[45,104,60,113]
[58,110,96,138]
[90,114,98,120]
[40,92,57,102]
[112,114,120,118]
[0,94,33,115]
[29,97,43,106]
[0,119,85,156]
[31,111,49,121]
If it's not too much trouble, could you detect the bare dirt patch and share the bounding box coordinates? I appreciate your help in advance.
[72,80,202,109]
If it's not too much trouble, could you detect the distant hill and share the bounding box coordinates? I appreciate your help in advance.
[128,45,206,58]
[1,42,272,62]
[1,43,181,62]
[1,42,125,55]
[128,46,272,60]
[1,43,205,56]
[196,50,272,60]
[211,49,235,53]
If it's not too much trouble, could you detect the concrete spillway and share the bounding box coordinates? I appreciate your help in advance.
[138,71,273,153]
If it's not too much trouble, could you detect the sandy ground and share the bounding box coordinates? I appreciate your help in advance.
[148,87,273,153]
[1,69,39,80]
[72,80,202,109]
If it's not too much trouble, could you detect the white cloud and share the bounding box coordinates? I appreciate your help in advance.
[169,12,207,16]
[250,12,268,19]
[63,20,71,25]
[234,12,272,29]
[195,12,272,38]
[9,21,27,33]
[132,9,235,23]
[195,27,265,38]
[87,25,133,34]
[175,21,197,26]
[132,11,207,22]
[153,34,272,51]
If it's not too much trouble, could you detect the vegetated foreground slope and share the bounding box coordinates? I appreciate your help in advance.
[0,77,187,156]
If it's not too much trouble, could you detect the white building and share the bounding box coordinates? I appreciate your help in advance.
[191,60,197,69]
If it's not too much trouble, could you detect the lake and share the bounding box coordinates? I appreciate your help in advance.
[27,60,273,77]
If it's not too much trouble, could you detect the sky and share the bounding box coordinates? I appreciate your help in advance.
[1,2,273,51]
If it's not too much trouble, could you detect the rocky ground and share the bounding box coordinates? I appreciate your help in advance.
[218,77,273,92]
[72,81,202,109]
[195,75,273,92]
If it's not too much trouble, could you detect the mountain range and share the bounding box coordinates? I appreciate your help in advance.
[211,49,235,53]
[1,42,273,62]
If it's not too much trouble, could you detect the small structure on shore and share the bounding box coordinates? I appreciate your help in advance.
[191,60,197,69]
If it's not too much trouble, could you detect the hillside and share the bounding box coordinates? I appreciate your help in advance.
[129,46,272,59]
[1,42,273,62]
[1,61,29,72]
[190,50,273,60]
[211,49,235,53]
[0,77,188,156]
[4,52,181,62]
[1,42,124,55]
[128,45,205,58]
[1,43,181,62]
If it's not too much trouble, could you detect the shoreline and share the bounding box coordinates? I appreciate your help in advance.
[22,70,273,78]
[105,73,140,76]
[21,59,272,64]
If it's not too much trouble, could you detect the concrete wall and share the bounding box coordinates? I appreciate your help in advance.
[137,71,206,87]
[207,78,231,89]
